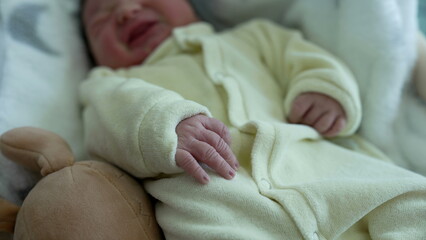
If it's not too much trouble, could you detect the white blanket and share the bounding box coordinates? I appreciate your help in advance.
[190,0,426,175]
[0,0,88,204]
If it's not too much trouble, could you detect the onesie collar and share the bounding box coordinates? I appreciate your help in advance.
[144,22,215,64]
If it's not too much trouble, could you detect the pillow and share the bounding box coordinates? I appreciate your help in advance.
[0,0,90,204]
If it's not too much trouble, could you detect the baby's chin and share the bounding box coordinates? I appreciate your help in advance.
[99,42,163,69]
[97,26,171,69]
[133,27,171,55]
[121,28,171,68]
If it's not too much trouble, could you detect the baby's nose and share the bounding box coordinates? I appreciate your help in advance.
[116,3,142,24]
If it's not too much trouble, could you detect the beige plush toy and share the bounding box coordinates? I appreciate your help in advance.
[0,127,162,240]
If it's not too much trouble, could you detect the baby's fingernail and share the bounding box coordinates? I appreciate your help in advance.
[229,170,235,178]
[203,175,210,184]
[234,163,239,170]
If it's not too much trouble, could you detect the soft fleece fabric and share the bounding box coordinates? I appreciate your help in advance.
[189,0,426,175]
[81,21,426,239]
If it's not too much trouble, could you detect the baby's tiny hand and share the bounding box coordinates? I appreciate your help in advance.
[175,115,239,184]
[288,92,346,137]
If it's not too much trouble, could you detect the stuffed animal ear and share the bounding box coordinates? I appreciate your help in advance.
[0,198,20,233]
[0,127,74,176]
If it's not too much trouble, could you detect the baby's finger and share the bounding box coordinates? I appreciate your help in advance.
[313,112,336,134]
[288,97,313,123]
[201,118,232,146]
[300,103,325,126]
[175,149,210,184]
[323,117,346,137]
[188,140,236,180]
[198,130,239,170]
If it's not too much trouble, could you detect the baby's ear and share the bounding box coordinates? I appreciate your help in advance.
[0,198,20,233]
[0,127,75,176]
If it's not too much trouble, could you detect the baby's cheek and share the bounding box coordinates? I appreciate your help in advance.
[97,38,132,68]
[159,1,198,26]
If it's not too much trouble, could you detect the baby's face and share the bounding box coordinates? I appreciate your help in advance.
[83,0,198,68]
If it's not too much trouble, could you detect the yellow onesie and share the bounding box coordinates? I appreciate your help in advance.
[81,20,426,239]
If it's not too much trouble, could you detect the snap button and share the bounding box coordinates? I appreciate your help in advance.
[312,231,320,240]
[260,178,271,190]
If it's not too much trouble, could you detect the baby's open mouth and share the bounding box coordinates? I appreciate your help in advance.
[127,21,157,47]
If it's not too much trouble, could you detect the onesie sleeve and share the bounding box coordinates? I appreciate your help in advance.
[233,20,361,136]
[80,67,211,178]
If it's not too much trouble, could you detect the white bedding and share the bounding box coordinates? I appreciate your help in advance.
[0,0,89,204]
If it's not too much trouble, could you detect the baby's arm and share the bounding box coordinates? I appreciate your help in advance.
[233,20,361,137]
[288,92,346,137]
[175,115,238,184]
[81,68,238,183]
[81,68,213,179]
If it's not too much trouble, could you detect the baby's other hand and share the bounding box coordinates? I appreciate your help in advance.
[175,115,239,184]
[288,92,346,137]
